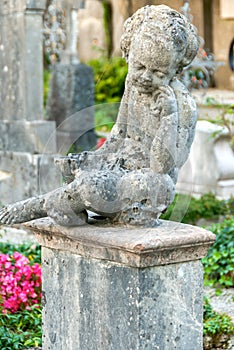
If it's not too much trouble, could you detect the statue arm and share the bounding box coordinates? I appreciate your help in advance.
[94,79,130,155]
[150,86,178,174]
[171,78,197,168]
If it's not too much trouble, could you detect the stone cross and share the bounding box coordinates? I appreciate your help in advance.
[59,0,82,64]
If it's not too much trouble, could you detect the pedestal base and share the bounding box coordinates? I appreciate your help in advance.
[26,218,215,350]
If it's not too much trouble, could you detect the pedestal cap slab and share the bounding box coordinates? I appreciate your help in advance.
[26,0,46,11]
[25,218,216,268]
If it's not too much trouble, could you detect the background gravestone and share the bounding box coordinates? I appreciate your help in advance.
[46,0,96,153]
[0,0,61,205]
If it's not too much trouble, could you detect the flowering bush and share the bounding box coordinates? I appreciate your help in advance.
[0,252,42,314]
[96,137,106,149]
[181,46,221,90]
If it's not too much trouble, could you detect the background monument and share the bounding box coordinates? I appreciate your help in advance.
[46,0,97,154]
[0,0,60,205]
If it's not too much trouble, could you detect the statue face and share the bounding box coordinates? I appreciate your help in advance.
[128,33,177,94]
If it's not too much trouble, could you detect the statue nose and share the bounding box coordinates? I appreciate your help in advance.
[142,70,152,82]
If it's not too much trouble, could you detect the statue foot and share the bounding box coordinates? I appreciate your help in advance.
[46,207,88,227]
[0,197,47,225]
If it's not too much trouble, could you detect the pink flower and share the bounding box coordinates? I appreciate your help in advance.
[96,137,106,149]
[0,251,42,314]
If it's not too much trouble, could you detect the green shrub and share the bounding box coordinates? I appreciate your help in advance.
[43,69,51,109]
[88,56,128,104]
[0,305,42,349]
[203,297,234,349]
[202,217,234,288]
[161,193,234,225]
[203,297,234,335]
[94,103,119,132]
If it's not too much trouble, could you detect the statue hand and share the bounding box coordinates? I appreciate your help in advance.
[157,85,177,116]
[54,152,92,183]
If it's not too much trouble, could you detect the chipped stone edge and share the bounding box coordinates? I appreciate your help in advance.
[24,218,216,268]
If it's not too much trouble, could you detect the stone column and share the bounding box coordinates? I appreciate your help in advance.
[26,218,215,350]
[60,0,81,64]
[0,0,60,204]
[25,0,47,120]
[0,0,26,120]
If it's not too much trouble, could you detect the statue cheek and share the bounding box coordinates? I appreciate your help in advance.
[131,71,140,82]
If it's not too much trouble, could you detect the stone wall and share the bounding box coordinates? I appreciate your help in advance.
[77,0,204,61]
[77,0,234,90]
[78,0,107,61]
[212,0,234,89]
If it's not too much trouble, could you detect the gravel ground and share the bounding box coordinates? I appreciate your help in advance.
[205,287,234,323]
[0,225,37,244]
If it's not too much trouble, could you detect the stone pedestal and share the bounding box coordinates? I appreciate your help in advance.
[177,120,234,198]
[26,218,215,350]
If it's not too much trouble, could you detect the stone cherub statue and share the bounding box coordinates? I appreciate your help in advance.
[0,5,199,227]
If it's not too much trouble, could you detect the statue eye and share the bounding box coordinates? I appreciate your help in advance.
[154,71,165,77]
[135,64,145,70]
[156,71,166,78]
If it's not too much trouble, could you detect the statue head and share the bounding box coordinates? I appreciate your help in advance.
[120,5,199,91]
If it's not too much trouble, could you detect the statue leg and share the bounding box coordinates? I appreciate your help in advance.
[0,169,124,226]
[114,170,175,225]
[44,182,87,226]
[0,181,88,226]
[0,195,48,225]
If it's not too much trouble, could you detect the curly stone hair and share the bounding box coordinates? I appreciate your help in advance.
[120,5,199,71]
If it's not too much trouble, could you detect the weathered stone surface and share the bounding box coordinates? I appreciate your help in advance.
[0,0,26,15]
[0,5,200,227]
[46,63,96,151]
[26,0,46,10]
[25,1,46,120]
[0,1,26,120]
[26,217,215,268]
[177,120,234,198]
[42,249,203,350]
[0,152,61,204]
[0,0,58,206]
[59,0,81,64]
[0,120,56,154]
[25,220,215,350]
